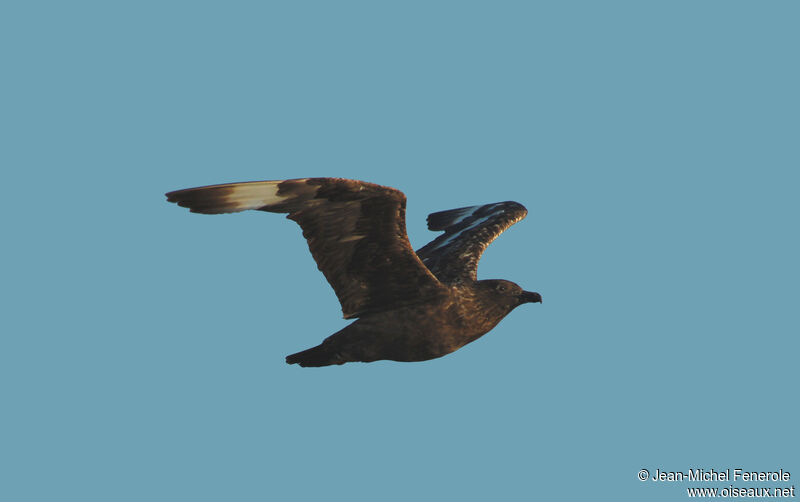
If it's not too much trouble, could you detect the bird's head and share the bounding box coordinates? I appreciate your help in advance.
[478,279,542,310]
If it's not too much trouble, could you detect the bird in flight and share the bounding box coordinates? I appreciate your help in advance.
[165,178,541,367]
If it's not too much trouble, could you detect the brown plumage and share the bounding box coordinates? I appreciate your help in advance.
[165,177,541,367]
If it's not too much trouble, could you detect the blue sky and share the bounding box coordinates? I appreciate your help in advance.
[2,1,798,501]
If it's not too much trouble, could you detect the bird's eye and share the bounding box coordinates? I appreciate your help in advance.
[496,284,507,293]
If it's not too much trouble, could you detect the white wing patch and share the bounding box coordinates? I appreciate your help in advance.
[447,206,480,227]
[166,179,314,214]
[221,180,308,212]
[427,211,500,252]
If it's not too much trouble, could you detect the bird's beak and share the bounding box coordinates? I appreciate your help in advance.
[520,291,542,304]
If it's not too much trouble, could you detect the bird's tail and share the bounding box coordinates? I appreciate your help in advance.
[286,344,343,367]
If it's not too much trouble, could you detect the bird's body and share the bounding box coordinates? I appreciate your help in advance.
[166,178,541,367]
[287,280,531,366]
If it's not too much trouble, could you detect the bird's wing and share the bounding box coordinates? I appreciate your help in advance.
[166,178,447,319]
[415,201,528,284]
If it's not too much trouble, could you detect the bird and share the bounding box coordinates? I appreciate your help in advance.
[165,177,541,367]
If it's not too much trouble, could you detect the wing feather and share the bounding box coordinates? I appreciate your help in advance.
[415,201,528,284]
[166,178,447,318]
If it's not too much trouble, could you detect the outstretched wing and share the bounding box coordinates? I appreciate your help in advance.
[415,201,528,284]
[166,178,447,319]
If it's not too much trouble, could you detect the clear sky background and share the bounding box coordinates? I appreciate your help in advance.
[2,1,797,501]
